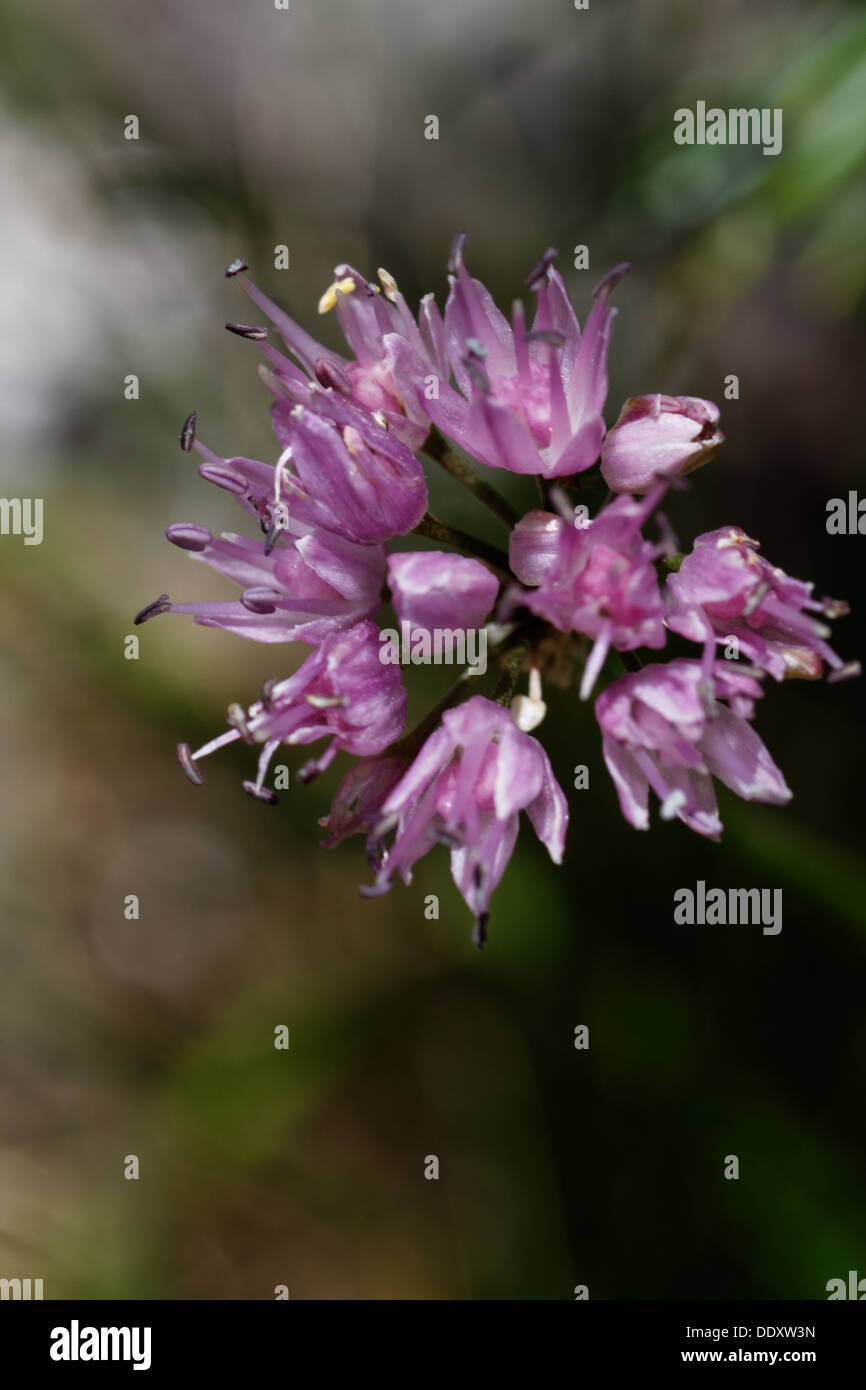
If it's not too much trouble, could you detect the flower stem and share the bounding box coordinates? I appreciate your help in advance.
[424,428,520,530]
[493,641,530,705]
[412,513,511,579]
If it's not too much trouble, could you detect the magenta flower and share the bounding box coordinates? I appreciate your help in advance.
[137,522,384,644]
[386,551,499,633]
[510,489,668,698]
[393,238,628,478]
[666,526,860,682]
[600,394,723,495]
[227,257,434,449]
[138,241,858,943]
[268,398,429,544]
[596,658,792,840]
[176,621,406,798]
[361,695,568,944]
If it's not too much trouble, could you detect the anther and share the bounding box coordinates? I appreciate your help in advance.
[134,594,171,625]
[241,587,280,615]
[179,410,197,452]
[243,780,279,805]
[525,247,559,288]
[177,742,204,785]
[225,258,248,277]
[166,522,211,552]
[226,322,269,340]
[227,702,255,744]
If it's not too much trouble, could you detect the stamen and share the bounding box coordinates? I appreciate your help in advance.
[525,246,559,289]
[179,410,197,452]
[198,464,248,496]
[225,258,249,277]
[134,594,171,625]
[166,522,211,552]
[742,580,770,617]
[306,693,349,709]
[264,501,290,555]
[261,677,277,707]
[377,267,399,303]
[241,588,280,614]
[660,789,687,820]
[227,702,255,744]
[243,781,279,805]
[314,357,353,393]
[317,277,356,314]
[177,742,204,785]
[226,322,269,340]
[448,231,467,275]
[463,355,490,393]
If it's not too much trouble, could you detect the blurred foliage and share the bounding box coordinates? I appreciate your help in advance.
[0,0,864,1300]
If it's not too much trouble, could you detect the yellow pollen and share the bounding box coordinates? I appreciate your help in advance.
[318,276,357,314]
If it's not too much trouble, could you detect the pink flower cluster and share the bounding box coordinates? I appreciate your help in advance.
[137,240,858,944]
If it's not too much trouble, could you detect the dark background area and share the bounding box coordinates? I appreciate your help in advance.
[0,0,864,1298]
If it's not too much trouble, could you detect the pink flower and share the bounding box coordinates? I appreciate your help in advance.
[596,658,792,840]
[600,394,723,494]
[510,490,668,697]
[175,621,406,798]
[362,696,568,944]
[666,526,860,682]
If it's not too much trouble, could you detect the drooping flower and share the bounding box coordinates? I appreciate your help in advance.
[361,695,568,944]
[510,489,668,698]
[393,237,629,478]
[666,526,860,682]
[319,754,410,868]
[226,257,433,448]
[600,394,723,494]
[175,621,406,798]
[386,550,499,634]
[596,658,792,840]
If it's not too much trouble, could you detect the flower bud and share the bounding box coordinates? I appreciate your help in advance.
[600,394,723,494]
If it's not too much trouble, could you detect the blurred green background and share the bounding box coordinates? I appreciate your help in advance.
[1,0,864,1299]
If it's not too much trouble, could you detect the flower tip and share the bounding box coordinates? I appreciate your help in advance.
[225,258,248,278]
[525,246,559,289]
[593,261,631,299]
[827,660,861,684]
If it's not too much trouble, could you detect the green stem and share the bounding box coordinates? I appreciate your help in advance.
[424,428,519,529]
[411,513,511,579]
[493,641,530,706]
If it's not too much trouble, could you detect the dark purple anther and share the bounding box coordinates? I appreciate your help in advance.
[166,522,211,552]
[134,594,171,625]
[179,410,197,452]
[226,322,269,340]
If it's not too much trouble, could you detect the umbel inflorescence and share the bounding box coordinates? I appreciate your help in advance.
[136,237,858,946]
